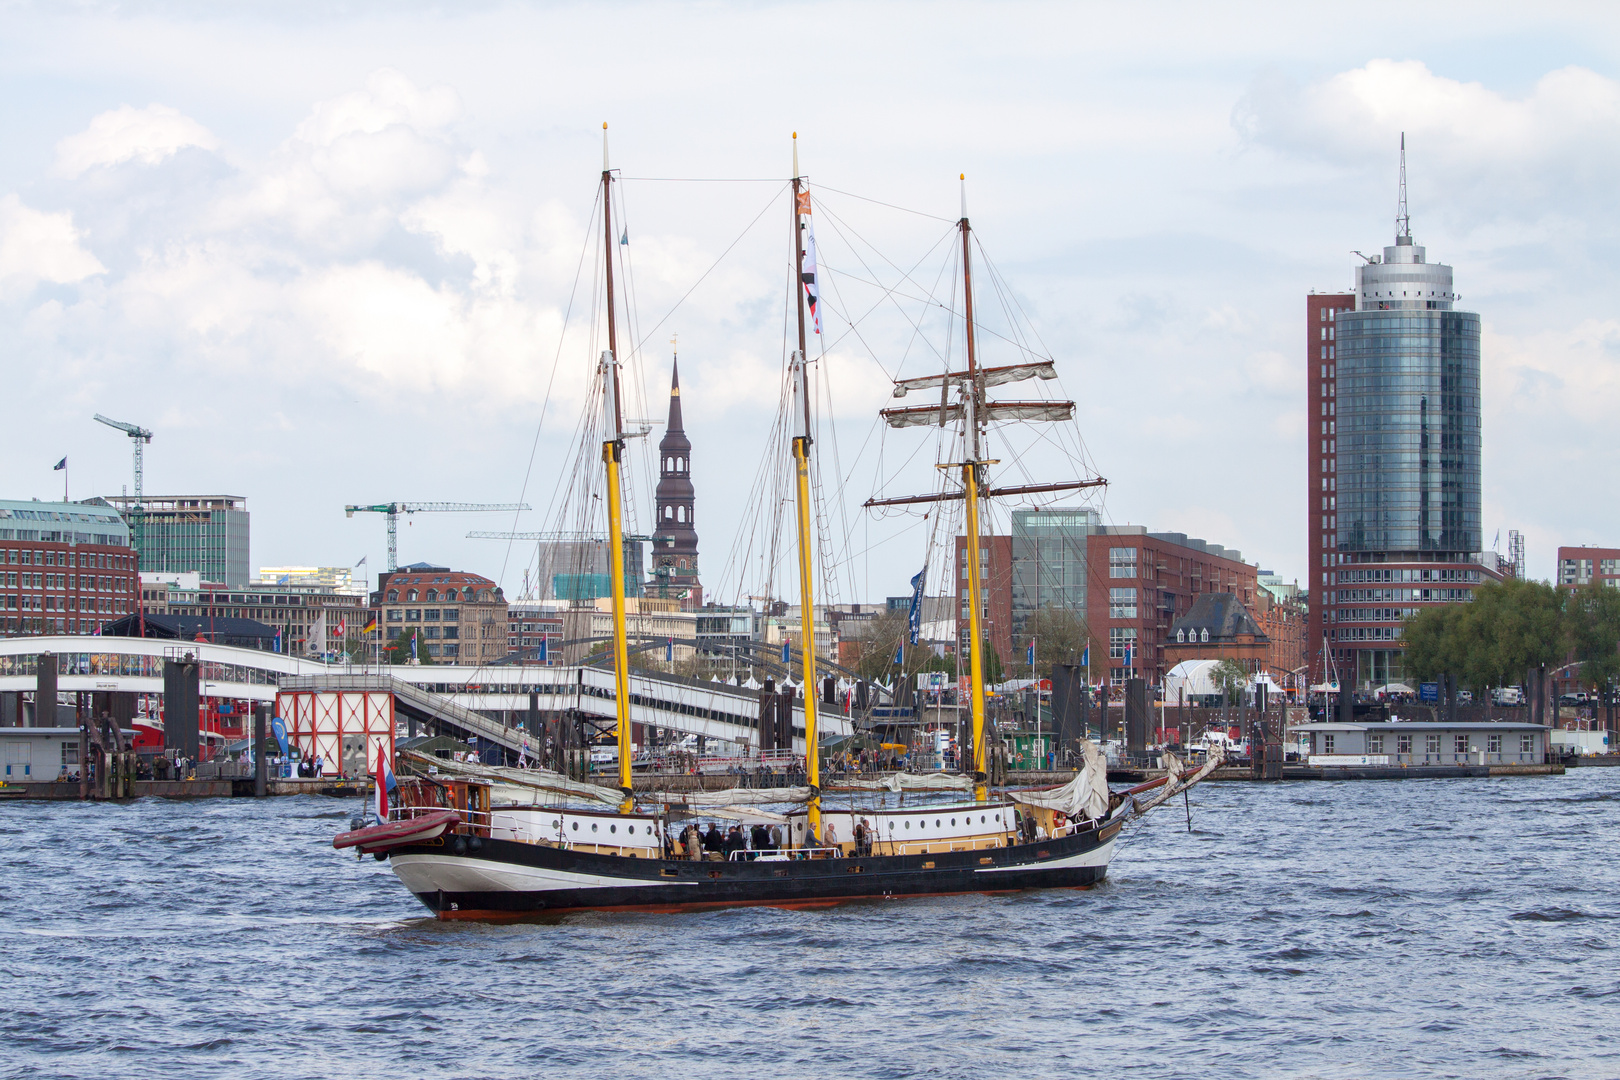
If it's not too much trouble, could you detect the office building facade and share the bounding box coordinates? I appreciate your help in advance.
[1310,163,1498,691]
[0,499,138,636]
[104,495,251,586]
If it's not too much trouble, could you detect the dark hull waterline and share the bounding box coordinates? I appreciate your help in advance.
[389,818,1123,920]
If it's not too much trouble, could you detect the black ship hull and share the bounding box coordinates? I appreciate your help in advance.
[387,817,1123,919]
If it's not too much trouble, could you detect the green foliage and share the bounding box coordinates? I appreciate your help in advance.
[1567,583,1620,690]
[1022,605,1109,679]
[383,628,435,665]
[1402,579,1573,694]
[1209,658,1248,704]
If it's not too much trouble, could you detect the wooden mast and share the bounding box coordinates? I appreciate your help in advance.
[959,175,990,803]
[599,123,635,814]
[790,133,823,843]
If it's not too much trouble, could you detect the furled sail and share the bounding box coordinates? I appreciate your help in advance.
[879,400,1075,429]
[891,361,1057,398]
[1007,739,1110,821]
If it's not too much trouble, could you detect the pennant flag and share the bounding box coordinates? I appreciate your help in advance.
[273,628,282,653]
[334,617,346,638]
[798,191,822,334]
[410,631,419,662]
[1123,642,1133,668]
[620,229,629,246]
[356,555,367,567]
[373,742,397,824]
[53,457,66,471]
[893,640,904,666]
[907,565,926,645]
[666,638,674,663]
[270,714,289,756]
[1081,645,1090,668]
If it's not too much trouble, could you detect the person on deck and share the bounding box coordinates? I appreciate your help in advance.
[823,821,839,850]
[703,823,722,855]
[750,823,769,852]
[724,826,745,860]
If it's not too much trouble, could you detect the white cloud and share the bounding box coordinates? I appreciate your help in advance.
[0,194,105,296]
[53,104,220,178]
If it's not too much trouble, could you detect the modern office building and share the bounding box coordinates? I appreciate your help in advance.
[256,566,369,597]
[1310,146,1501,691]
[0,498,138,636]
[1557,546,1620,591]
[104,495,251,586]
[144,573,366,656]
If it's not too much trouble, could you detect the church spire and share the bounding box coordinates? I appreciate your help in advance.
[667,349,684,433]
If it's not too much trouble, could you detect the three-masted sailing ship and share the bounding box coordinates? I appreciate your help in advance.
[334,131,1222,918]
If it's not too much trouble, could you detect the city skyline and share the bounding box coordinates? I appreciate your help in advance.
[3,5,1619,601]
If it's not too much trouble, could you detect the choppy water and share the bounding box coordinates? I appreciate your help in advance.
[3,773,1619,1079]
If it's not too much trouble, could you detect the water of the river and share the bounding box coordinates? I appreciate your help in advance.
[3,773,1617,1079]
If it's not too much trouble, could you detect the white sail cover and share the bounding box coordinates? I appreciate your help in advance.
[891,361,1058,398]
[841,772,974,793]
[880,400,1074,429]
[1008,738,1110,821]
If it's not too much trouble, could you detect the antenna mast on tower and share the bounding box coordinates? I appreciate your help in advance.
[1396,132,1411,240]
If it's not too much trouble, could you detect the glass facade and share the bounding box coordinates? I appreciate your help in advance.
[1009,509,1098,640]
[1335,311,1481,556]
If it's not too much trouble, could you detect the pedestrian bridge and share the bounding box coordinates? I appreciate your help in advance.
[0,635,844,754]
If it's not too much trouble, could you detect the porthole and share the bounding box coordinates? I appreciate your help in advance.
[935,819,941,828]
[904,821,911,830]
[592,823,599,833]
[610,824,617,834]
[951,818,957,826]
[980,815,986,824]
[627,825,635,835]
[553,820,561,829]
[887,822,895,830]
[994,814,1001,823]
[571,822,579,831]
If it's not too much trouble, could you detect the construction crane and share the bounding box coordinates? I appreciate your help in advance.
[94,413,154,552]
[93,413,154,504]
[345,502,530,572]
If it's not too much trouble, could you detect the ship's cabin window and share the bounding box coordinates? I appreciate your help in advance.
[1368,735,1383,754]
[591,822,599,832]
[572,822,579,831]
[1398,734,1412,754]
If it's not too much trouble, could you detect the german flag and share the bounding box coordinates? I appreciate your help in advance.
[362,616,378,635]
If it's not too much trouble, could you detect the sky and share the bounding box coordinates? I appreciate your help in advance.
[3,0,1619,603]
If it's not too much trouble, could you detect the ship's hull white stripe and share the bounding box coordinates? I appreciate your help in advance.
[390,853,694,895]
[974,836,1114,873]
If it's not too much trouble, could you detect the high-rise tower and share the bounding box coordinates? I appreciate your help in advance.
[651,355,702,609]
[1311,136,1494,691]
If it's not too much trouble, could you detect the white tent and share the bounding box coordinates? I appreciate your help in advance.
[1163,659,1223,701]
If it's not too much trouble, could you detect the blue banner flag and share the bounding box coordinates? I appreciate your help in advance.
[270,715,288,756]
[538,637,548,663]
[1081,645,1090,668]
[781,640,791,664]
[410,632,419,663]
[273,628,282,654]
[907,565,926,645]
[666,638,674,663]
[1027,640,1035,667]
[893,641,904,666]
[53,457,66,471]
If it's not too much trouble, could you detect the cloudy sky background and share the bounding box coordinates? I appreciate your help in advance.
[2,1,1618,602]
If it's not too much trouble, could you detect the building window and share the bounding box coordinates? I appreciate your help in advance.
[443,588,458,601]
[442,608,458,622]
[1426,734,1440,755]
[1454,734,1468,755]
[424,627,440,639]
[444,644,459,658]
[1108,627,1137,660]
[425,589,438,601]
[1487,734,1501,754]
[424,608,440,621]
[406,589,418,601]
[1109,548,1137,578]
[387,609,402,622]
[1397,734,1412,755]
[1323,734,1335,754]
[386,590,398,602]
[1109,588,1137,619]
[1520,733,1533,754]
[406,609,421,622]
[1369,735,1383,754]
[443,627,458,639]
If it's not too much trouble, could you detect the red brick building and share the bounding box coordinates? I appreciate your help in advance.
[1306,292,1355,684]
[0,499,139,637]
[371,562,508,664]
[1558,546,1620,591]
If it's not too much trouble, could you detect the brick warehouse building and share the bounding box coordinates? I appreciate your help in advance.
[0,499,139,636]
[957,510,1258,689]
[371,562,509,664]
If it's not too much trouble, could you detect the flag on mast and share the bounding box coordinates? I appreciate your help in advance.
[907,566,926,645]
[373,742,396,824]
[797,189,822,335]
[53,457,66,471]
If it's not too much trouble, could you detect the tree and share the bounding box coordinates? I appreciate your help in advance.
[383,628,434,665]
[1022,605,1109,680]
[1567,583,1620,690]
[1209,658,1248,705]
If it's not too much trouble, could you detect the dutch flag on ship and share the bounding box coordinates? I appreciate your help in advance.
[373,743,397,825]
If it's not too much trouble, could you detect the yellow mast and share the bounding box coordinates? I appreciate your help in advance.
[791,133,822,842]
[599,123,635,814]
[959,176,990,803]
